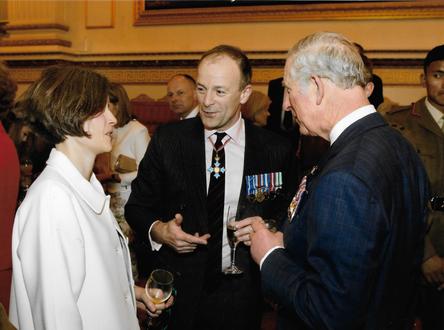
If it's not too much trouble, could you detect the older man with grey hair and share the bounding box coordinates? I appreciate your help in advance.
[236,32,429,329]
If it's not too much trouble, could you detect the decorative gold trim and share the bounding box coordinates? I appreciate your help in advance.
[8,66,423,87]
[0,39,71,47]
[85,0,115,29]
[6,23,69,31]
[134,0,444,26]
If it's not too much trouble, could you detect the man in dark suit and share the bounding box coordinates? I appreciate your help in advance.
[125,45,297,330]
[237,32,429,329]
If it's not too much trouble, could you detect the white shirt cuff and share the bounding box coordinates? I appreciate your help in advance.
[148,220,162,251]
[259,246,284,270]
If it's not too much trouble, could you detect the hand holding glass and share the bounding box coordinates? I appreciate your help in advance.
[224,215,243,275]
[144,269,174,328]
[145,269,173,304]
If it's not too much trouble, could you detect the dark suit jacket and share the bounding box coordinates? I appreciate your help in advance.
[125,117,297,330]
[261,113,429,330]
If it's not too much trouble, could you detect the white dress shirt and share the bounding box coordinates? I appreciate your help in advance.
[10,149,138,330]
[182,105,199,120]
[205,114,245,269]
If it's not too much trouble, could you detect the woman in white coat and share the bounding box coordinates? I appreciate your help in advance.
[9,65,172,330]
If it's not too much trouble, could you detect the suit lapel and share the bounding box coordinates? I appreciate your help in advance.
[415,99,443,137]
[237,122,263,218]
[181,119,208,231]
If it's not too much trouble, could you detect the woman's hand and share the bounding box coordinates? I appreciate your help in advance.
[134,285,174,317]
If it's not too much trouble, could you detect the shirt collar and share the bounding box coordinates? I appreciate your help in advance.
[204,113,244,145]
[182,106,200,120]
[46,148,108,214]
[329,105,376,145]
[425,97,444,127]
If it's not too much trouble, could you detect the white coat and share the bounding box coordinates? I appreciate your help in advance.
[9,149,140,330]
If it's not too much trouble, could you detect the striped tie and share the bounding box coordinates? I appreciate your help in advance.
[204,132,227,289]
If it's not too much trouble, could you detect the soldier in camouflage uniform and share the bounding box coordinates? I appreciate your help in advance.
[385,45,444,330]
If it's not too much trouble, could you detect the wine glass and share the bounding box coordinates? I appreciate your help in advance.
[263,218,278,233]
[144,269,174,328]
[224,214,243,275]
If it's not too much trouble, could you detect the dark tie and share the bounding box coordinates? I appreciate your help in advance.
[205,132,226,288]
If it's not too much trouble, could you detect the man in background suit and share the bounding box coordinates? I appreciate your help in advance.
[166,74,199,120]
[385,44,444,330]
[237,32,429,329]
[126,45,296,330]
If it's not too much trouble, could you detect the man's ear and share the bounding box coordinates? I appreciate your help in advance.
[312,75,324,106]
[420,72,426,88]
[365,82,375,98]
[240,84,252,105]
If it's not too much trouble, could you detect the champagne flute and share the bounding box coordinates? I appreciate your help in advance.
[224,213,243,275]
[144,269,174,328]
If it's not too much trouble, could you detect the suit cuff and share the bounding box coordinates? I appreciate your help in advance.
[260,246,284,270]
[149,220,162,251]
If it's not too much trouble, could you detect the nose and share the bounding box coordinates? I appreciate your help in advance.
[202,90,214,107]
[105,106,117,127]
[282,90,292,113]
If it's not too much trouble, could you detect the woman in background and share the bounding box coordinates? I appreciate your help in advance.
[10,66,170,330]
[94,83,150,280]
[0,62,19,329]
[240,90,271,127]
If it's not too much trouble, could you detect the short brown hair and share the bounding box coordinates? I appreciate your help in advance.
[199,44,252,90]
[14,65,109,144]
[109,83,131,128]
[0,62,17,120]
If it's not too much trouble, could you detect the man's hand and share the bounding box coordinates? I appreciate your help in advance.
[134,285,174,317]
[250,220,284,265]
[151,214,210,253]
[234,216,263,246]
[422,255,444,289]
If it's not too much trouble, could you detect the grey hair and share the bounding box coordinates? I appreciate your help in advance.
[286,32,370,90]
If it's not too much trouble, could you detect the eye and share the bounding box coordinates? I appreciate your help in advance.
[216,89,226,96]
[433,73,443,79]
[197,86,205,94]
[178,91,184,96]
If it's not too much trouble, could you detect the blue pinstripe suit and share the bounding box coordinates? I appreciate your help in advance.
[261,112,429,330]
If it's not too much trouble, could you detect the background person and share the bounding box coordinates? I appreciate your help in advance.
[384,44,444,330]
[0,62,19,320]
[240,90,271,127]
[9,65,171,330]
[94,83,150,280]
[237,32,429,330]
[166,74,199,120]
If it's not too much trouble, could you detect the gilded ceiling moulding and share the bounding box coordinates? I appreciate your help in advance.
[9,67,423,87]
[134,1,444,26]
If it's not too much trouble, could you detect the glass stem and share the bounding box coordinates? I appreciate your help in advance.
[230,244,237,268]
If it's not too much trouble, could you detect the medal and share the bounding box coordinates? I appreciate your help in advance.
[207,134,231,179]
[288,175,307,223]
[207,153,225,179]
[256,190,265,203]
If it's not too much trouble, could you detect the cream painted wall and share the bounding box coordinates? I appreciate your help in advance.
[3,0,443,105]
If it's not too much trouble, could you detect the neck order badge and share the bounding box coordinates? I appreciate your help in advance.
[208,133,230,179]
